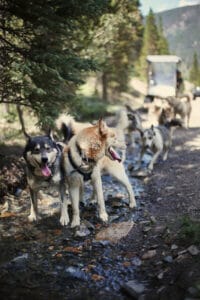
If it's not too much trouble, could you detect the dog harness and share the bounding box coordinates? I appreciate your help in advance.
[68,149,93,181]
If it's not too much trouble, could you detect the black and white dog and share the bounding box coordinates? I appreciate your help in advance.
[23,131,67,225]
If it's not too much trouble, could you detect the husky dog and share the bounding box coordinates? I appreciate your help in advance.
[125,104,144,134]
[58,115,136,215]
[61,119,136,228]
[23,132,66,224]
[165,94,192,128]
[158,106,174,125]
[139,120,182,171]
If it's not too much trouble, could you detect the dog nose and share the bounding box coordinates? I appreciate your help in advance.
[41,157,48,164]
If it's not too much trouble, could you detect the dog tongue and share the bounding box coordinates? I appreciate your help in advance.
[109,147,121,162]
[41,165,51,177]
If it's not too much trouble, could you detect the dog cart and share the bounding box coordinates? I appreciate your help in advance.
[145,55,182,102]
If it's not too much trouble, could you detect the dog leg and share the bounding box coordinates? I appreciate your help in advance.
[70,185,81,228]
[91,166,108,222]
[28,188,38,222]
[137,147,146,168]
[90,186,97,204]
[105,163,136,208]
[148,150,162,170]
[59,181,70,226]
[163,150,168,161]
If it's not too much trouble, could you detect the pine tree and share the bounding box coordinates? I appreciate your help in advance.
[157,17,170,55]
[0,0,109,128]
[136,9,170,78]
[189,52,200,86]
[137,9,159,78]
[85,0,143,101]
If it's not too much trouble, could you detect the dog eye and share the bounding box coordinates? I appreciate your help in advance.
[46,146,51,151]
[33,148,40,154]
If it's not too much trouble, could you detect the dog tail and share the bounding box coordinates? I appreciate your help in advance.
[164,119,183,129]
[61,122,74,143]
[178,94,191,102]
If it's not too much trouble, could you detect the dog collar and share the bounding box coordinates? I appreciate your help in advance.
[68,149,92,181]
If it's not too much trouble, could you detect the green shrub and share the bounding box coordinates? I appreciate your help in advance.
[179,216,200,245]
[73,96,109,122]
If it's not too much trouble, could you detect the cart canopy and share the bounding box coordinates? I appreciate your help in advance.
[146,55,182,63]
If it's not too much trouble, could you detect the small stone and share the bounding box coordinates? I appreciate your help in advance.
[156,197,162,202]
[157,272,164,280]
[75,223,91,237]
[187,245,199,256]
[95,221,134,243]
[150,216,156,223]
[143,226,151,233]
[171,244,178,250]
[163,255,173,263]
[187,286,199,296]
[122,280,146,298]
[178,249,187,255]
[142,250,156,260]
[154,226,166,234]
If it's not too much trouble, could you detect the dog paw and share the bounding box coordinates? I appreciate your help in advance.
[99,212,108,222]
[71,218,80,228]
[148,165,153,171]
[28,213,38,222]
[60,215,69,226]
[129,200,137,208]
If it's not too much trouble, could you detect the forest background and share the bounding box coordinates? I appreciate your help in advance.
[0,0,200,132]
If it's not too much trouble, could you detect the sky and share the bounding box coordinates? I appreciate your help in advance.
[140,0,200,16]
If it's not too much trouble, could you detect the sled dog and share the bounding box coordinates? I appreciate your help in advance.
[23,132,66,224]
[165,94,192,128]
[139,120,182,171]
[61,119,136,227]
[58,114,136,213]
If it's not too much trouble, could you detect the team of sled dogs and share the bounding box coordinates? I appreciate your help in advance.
[23,94,191,227]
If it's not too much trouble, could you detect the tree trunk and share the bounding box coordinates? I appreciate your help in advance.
[17,105,28,137]
[102,72,108,102]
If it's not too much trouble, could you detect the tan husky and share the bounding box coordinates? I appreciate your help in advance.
[165,94,192,128]
[56,114,136,218]
[61,119,136,228]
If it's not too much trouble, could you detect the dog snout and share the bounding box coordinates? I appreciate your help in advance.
[41,156,48,164]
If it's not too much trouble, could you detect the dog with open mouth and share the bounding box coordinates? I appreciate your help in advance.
[61,119,135,228]
[23,131,67,224]
[57,114,136,219]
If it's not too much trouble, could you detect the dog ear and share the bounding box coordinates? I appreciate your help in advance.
[98,118,108,137]
[139,130,144,137]
[61,122,73,143]
[24,132,31,141]
[151,125,156,136]
[47,129,55,141]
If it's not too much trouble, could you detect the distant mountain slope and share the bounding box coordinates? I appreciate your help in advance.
[156,5,200,68]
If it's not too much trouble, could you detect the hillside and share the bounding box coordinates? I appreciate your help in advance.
[156,5,200,69]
